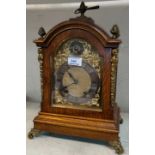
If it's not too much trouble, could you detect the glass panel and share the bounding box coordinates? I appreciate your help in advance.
[51,38,103,109]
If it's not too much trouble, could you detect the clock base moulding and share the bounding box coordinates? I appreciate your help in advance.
[28,104,124,154]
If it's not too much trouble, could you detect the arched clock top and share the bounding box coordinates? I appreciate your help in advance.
[34,17,121,48]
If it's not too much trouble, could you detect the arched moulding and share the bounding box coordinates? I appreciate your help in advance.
[34,17,121,48]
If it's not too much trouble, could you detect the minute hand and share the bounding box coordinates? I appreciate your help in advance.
[60,82,75,91]
[67,71,78,84]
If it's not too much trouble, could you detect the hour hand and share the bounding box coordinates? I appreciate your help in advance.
[60,82,75,94]
[83,91,90,97]
[67,71,78,84]
[61,82,75,90]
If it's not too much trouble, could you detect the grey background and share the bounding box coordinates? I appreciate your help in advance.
[26,1,129,112]
[27,0,120,4]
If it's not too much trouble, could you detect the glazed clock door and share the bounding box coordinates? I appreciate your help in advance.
[51,38,102,110]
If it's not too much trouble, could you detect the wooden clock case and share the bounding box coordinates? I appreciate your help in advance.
[28,10,124,154]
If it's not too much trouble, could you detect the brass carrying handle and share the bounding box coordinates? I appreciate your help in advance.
[74,1,99,15]
[87,6,100,10]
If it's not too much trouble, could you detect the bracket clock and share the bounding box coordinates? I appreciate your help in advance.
[28,2,124,154]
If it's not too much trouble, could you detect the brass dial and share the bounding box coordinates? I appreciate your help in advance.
[56,61,99,104]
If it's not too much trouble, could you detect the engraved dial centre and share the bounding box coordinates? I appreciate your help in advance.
[62,67,91,97]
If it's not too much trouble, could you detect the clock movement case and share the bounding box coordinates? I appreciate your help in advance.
[29,16,123,154]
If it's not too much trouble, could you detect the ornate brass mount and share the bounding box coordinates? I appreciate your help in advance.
[111,49,119,106]
[38,48,44,100]
[109,139,124,154]
[28,128,41,139]
[74,1,99,16]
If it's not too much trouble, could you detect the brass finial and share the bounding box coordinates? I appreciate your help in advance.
[110,25,120,39]
[38,27,46,38]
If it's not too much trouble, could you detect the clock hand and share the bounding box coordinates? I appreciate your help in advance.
[83,90,90,97]
[67,71,78,84]
[60,82,76,92]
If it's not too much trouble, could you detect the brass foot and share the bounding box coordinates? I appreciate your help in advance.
[28,128,41,139]
[109,140,124,154]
